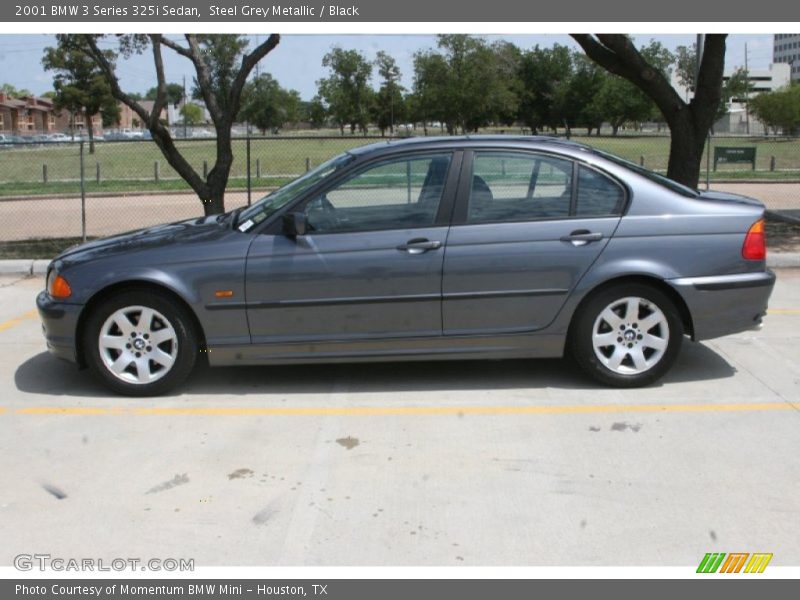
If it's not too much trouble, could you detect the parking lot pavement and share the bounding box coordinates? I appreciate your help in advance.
[0,272,798,567]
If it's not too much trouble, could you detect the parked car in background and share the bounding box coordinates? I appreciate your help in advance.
[37,136,775,395]
[0,133,26,147]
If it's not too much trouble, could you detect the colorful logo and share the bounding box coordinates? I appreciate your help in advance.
[697,553,773,573]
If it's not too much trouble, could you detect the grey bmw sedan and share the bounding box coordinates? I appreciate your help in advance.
[37,136,775,395]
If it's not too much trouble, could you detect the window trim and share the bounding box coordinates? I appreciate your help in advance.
[453,148,629,226]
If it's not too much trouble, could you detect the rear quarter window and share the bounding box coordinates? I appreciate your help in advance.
[576,165,625,217]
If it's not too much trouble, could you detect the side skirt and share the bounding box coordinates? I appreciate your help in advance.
[205,332,566,367]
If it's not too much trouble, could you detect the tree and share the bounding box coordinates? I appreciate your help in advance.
[1,83,32,98]
[240,73,301,134]
[409,35,518,135]
[488,41,523,127]
[585,41,673,137]
[516,44,573,134]
[591,76,652,135]
[74,33,280,215]
[317,47,373,135]
[145,82,184,105]
[572,34,726,188]
[179,103,204,125]
[409,51,449,134]
[675,44,747,126]
[42,37,120,154]
[304,96,328,129]
[564,54,607,135]
[674,44,698,100]
[372,51,405,136]
[750,84,800,135]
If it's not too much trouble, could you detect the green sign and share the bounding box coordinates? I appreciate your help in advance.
[713,146,756,170]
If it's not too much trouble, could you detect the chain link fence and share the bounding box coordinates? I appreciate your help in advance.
[1,134,799,244]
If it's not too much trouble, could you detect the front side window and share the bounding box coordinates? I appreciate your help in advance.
[467,152,574,223]
[236,152,355,231]
[304,153,452,233]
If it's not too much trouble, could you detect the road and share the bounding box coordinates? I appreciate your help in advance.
[1,182,799,241]
[0,271,798,567]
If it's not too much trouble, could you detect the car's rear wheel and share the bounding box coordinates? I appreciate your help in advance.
[84,290,197,396]
[570,284,683,387]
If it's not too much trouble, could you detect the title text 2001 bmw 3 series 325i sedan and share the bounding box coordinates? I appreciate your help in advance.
[37,137,776,396]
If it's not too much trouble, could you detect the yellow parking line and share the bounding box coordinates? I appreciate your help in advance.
[18,407,125,416]
[768,308,800,315]
[9,402,795,417]
[0,309,37,334]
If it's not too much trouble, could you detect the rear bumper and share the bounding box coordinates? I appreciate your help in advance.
[36,291,83,363]
[668,270,776,341]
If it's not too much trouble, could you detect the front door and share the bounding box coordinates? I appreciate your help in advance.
[245,152,457,344]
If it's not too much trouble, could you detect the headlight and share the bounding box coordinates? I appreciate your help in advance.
[46,270,72,299]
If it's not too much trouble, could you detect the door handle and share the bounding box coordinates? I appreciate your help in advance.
[560,230,604,246]
[397,238,442,254]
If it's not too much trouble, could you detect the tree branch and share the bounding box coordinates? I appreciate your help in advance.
[227,34,281,120]
[83,35,207,196]
[158,36,195,60]
[184,35,222,124]
[570,34,685,120]
[148,35,169,127]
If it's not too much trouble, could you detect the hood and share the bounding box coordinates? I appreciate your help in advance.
[55,214,231,266]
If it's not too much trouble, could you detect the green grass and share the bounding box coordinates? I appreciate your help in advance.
[0,176,293,198]
[0,134,799,199]
[570,135,800,173]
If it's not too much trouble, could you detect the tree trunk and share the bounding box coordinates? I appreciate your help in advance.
[665,112,707,188]
[199,189,226,216]
[87,109,95,155]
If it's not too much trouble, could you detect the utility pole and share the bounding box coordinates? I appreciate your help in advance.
[182,74,187,139]
[744,42,750,135]
[390,75,394,136]
[695,34,704,89]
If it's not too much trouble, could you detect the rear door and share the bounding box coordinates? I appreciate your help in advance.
[442,149,625,336]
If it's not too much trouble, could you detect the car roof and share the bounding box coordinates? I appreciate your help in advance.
[346,135,597,159]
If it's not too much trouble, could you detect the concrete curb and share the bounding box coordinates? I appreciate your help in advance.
[0,259,50,276]
[1,254,799,276]
[767,253,800,268]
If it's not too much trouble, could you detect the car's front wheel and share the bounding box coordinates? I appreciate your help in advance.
[83,290,197,396]
[570,284,683,387]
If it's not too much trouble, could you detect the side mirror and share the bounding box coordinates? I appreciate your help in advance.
[282,211,308,237]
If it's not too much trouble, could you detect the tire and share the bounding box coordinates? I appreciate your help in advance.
[570,283,683,388]
[83,290,198,396]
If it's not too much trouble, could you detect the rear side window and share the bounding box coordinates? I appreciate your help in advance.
[576,165,625,217]
[467,152,574,223]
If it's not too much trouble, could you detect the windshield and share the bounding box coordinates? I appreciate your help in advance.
[593,149,699,198]
[235,153,355,232]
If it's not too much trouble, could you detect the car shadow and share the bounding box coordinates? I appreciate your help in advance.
[14,340,735,398]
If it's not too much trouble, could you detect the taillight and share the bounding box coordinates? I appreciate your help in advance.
[742,219,766,261]
[47,272,72,299]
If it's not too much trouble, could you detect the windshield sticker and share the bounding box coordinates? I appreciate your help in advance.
[237,219,255,232]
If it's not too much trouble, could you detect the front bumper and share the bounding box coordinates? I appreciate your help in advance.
[668,270,776,341]
[36,291,83,363]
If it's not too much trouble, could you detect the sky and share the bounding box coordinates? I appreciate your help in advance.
[0,34,778,101]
